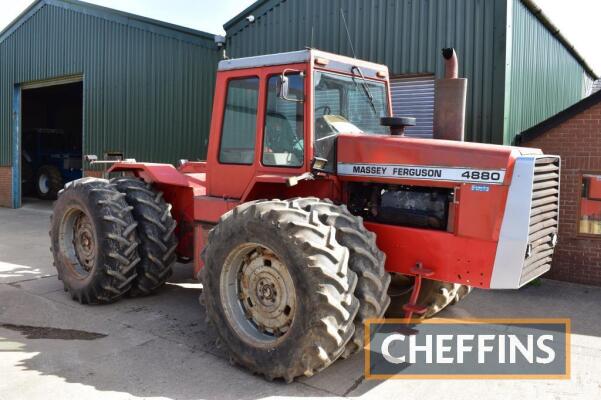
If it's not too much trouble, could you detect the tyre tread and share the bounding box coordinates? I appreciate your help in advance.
[111,178,178,295]
[201,198,360,381]
[50,178,140,304]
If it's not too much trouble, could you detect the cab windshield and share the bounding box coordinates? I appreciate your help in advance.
[313,70,389,170]
[313,70,389,138]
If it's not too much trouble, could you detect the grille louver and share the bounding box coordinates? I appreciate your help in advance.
[520,156,561,285]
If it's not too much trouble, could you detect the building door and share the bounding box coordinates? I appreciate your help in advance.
[389,74,435,138]
[17,78,83,206]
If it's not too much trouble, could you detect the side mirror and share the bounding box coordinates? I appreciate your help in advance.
[277,71,304,102]
[277,75,290,99]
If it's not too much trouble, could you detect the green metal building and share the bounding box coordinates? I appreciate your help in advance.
[224,0,597,144]
[0,0,220,207]
[0,0,596,208]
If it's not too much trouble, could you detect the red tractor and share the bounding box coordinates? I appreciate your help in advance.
[50,49,560,382]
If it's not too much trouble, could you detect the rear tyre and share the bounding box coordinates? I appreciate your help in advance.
[50,178,140,304]
[201,199,359,382]
[386,275,472,318]
[111,178,178,296]
[290,198,390,358]
[36,164,63,200]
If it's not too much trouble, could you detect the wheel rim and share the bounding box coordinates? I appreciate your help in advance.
[38,174,49,194]
[220,243,296,347]
[58,206,97,279]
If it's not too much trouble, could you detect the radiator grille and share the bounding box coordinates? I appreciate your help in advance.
[520,156,561,285]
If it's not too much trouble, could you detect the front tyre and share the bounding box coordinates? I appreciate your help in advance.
[201,199,359,382]
[290,198,390,358]
[387,275,472,318]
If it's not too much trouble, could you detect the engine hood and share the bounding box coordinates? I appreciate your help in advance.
[336,133,542,186]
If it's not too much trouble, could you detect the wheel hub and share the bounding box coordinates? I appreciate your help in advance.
[238,247,295,336]
[73,213,96,272]
[257,279,276,303]
[221,243,296,346]
[38,174,49,194]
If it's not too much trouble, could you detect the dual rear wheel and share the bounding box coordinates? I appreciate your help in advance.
[50,177,177,303]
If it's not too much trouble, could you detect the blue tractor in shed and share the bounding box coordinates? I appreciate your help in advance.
[22,128,82,200]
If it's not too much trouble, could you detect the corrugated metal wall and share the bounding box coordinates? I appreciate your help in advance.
[504,0,594,144]
[0,2,220,166]
[225,0,507,144]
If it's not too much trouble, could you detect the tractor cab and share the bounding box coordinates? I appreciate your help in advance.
[205,49,393,197]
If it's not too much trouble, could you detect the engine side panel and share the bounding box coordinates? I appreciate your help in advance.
[365,222,497,288]
[337,133,526,174]
[336,134,558,289]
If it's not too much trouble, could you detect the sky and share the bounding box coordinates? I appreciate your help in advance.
[0,0,600,76]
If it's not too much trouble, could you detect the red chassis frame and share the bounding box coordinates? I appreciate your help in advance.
[109,52,542,292]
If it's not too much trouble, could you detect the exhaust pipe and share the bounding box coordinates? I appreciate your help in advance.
[433,48,467,141]
[442,48,458,79]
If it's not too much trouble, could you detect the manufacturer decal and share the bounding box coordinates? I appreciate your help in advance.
[337,163,505,184]
[471,185,490,192]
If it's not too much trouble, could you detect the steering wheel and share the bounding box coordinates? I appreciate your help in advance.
[315,133,339,142]
[314,116,340,142]
[265,114,303,158]
[314,105,331,115]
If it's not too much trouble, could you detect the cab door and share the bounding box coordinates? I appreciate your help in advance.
[207,73,263,198]
[207,64,308,199]
[259,66,307,173]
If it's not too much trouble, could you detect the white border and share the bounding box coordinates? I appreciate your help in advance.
[337,162,506,185]
[489,156,536,289]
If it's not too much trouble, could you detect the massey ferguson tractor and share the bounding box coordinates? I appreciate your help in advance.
[49,49,560,382]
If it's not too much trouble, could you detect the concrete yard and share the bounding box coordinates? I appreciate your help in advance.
[1,203,601,400]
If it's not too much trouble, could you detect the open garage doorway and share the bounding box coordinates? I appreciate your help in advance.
[20,80,83,205]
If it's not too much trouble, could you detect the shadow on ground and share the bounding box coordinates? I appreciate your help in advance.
[0,265,389,399]
[3,273,601,399]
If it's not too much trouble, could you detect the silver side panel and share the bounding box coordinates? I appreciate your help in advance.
[489,156,536,289]
[218,50,310,71]
[217,49,389,75]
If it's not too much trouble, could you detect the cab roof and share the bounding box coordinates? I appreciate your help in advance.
[217,49,389,76]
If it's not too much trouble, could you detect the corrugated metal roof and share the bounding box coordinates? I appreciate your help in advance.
[520,0,598,80]
[226,0,598,80]
[224,0,507,145]
[0,0,220,166]
[223,0,272,31]
[224,0,595,145]
[503,0,594,144]
[0,0,217,46]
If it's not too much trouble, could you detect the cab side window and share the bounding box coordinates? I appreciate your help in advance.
[219,77,260,165]
[262,74,304,167]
